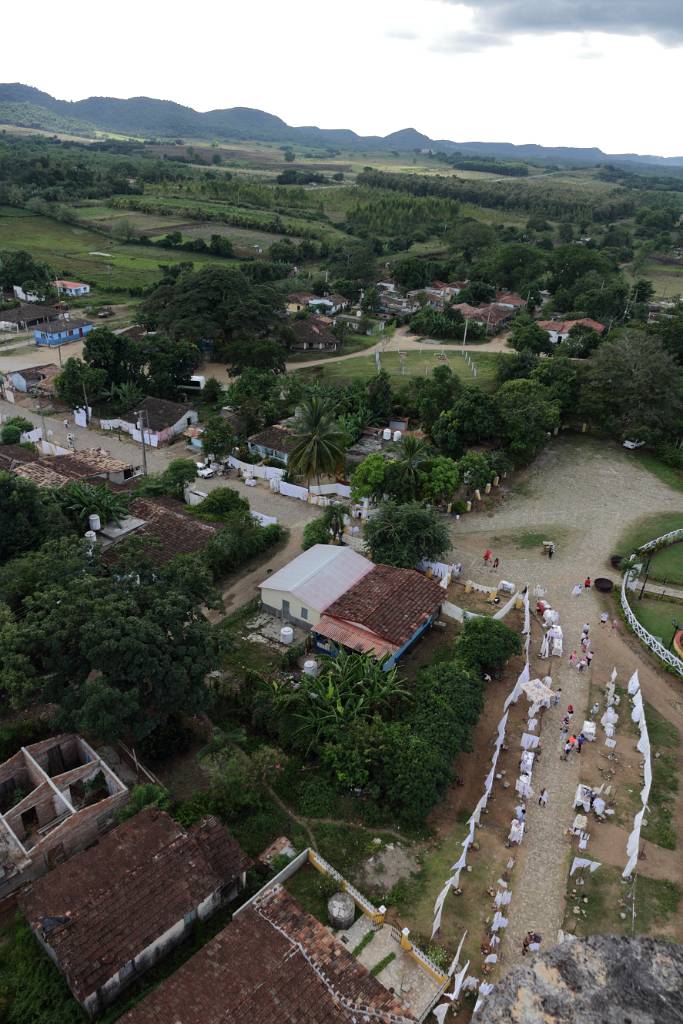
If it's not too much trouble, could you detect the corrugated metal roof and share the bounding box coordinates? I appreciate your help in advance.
[258,544,373,613]
[315,616,397,659]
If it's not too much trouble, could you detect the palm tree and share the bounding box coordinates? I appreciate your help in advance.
[393,435,429,500]
[288,397,346,487]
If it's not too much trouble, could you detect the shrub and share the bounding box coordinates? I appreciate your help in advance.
[116,784,171,823]
[0,921,86,1024]
[455,617,522,675]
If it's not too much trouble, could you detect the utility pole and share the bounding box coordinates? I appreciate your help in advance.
[36,398,47,441]
[136,410,149,477]
[82,380,90,425]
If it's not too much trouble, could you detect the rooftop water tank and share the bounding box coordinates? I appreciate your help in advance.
[303,659,318,677]
[382,428,392,441]
[280,625,294,645]
[88,513,101,532]
[393,430,402,442]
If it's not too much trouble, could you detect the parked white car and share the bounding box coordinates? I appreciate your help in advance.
[623,439,645,450]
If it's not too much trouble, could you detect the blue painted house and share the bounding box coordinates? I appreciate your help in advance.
[34,319,94,347]
[313,563,443,669]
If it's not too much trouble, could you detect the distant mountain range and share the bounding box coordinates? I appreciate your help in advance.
[2,83,683,168]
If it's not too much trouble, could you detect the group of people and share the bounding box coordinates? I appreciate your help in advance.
[483,549,500,571]
[570,577,592,597]
[568,621,595,673]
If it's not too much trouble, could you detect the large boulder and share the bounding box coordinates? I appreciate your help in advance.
[481,935,683,1024]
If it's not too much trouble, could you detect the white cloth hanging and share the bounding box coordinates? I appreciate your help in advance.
[521,732,540,750]
[448,931,468,976]
[432,1004,449,1024]
[539,633,550,659]
[627,670,640,695]
[570,857,601,875]
[484,953,498,964]
[491,911,508,931]
[520,751,535,774]
[448,961,470,1000]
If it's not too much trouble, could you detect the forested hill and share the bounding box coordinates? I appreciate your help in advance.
[1,82,683,169]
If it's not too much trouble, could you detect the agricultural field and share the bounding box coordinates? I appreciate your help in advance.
[0,206,237,295]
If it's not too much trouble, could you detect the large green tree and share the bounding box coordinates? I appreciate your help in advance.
[54,358,108,410]
[83,327,145,389]
[495,378,560,464]
[0,473,71,565]
[581,330,683,439]
[363,501,450,567]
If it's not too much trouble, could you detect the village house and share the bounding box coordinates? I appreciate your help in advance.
[0,735,128,899]
[19,808,251,1018]
[3,362,60,394]
[494,290,527,309]
[12,285,44,302]
[259,545,443,666]
[113,396,199,447]
[0,303,59,333]
[6,447,136,487]
[100,496,219,567]
[119,884,417,1024]
[452,301,515,332]
[54,279,91,297]
[288,315,338,352]
[259,544,374,627]
[34,318,93,347]
[314,563,443,667]
[247,424,297,464]
[536,317,606,344]
[285,290,317,313]
[308,292,349,315]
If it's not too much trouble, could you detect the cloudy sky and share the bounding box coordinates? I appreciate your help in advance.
[9,0,682,156]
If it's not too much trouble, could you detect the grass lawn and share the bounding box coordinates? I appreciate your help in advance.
[565,864,681,939]
[631,598,682,646]
[618,513,683,584]
[641,702,680,850]
[296,350,503,390]
[632,451,683,494]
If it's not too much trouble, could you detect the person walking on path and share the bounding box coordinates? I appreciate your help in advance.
[584,577,592,589]
[600,612,609,626]
[562,740,572,761]
[571,584,583,597]
[493,556,500,570]
[590,701,600,719]
[569,651,578,668]
[538,788,548,807]
[483,548,492,565]
[586,651,594,669]
[578,657,588,672]
[577,734,586,754]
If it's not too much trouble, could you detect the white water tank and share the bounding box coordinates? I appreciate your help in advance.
[84,530,96,549]
[280,625,294,645]
[382,428,392,441]
[393,430,402,442]
[88,513,101,532]
[303,659,318,677]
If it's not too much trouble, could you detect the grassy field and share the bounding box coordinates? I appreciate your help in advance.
[0,206,237,293]
[565,864,681,939]
[632,598,682,645]
[295,349,502,389]
[617,514,683,583]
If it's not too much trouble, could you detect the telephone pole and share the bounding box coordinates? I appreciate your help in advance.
[136,409,149,477]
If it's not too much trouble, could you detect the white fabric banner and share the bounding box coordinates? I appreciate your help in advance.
[279,480,309,501]
[448,931,467,976]
[627,670,640,695]
[449,961,470,1000]
[432,1004,449,1024]
[570,857,601,876]
[521,733,540,750]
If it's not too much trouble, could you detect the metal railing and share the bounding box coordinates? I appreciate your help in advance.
[621,526,683,677]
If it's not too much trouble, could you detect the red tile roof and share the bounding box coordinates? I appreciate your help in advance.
[19,809,251,1005]
[537,318,605,335]
[120,884,415,1024]
[102,496,217,567]
[322,564,442,647]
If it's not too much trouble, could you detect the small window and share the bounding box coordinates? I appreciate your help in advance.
[300,607,308,620]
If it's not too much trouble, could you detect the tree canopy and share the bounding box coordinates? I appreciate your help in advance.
[363,501,450,567]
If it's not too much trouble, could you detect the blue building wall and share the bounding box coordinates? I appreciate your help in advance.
[312,610,439,670]
[35,323,94,347]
